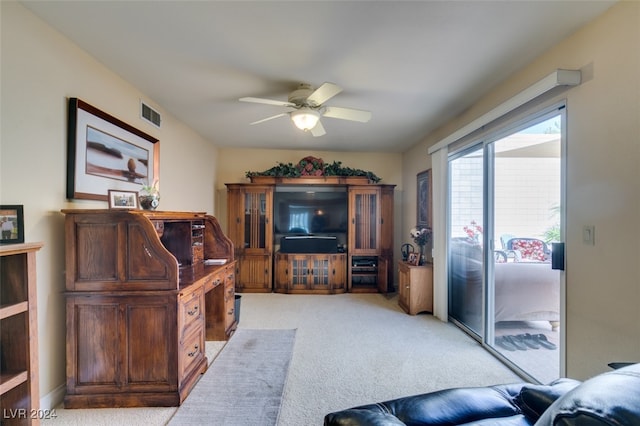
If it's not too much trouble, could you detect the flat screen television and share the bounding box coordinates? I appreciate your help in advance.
[273,186,348,235]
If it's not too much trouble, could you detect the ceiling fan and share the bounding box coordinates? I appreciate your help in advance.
[239,82,371,137]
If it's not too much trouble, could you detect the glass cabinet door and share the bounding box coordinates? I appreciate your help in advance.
[243,188,272,253]
[349,187,380,254]
[291,256,309,290]
[311,257,330,288]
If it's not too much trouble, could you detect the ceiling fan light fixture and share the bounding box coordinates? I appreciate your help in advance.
[291,108,320,131]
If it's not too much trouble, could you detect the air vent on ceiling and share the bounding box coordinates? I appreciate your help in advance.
[141,101,161,128]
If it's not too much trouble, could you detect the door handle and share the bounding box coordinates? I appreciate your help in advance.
[551,242,565,270]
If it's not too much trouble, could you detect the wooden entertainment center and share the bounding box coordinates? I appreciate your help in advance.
[226,177,395,294]
[61,210,236,408]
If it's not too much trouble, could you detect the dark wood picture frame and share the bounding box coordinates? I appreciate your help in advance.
[0,205,25,244]
[407,252,420,266]
[417,169,432,229]
[67,98,159,201]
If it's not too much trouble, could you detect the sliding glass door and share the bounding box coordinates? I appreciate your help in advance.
[449,146,485,337]
[448,108,564,383]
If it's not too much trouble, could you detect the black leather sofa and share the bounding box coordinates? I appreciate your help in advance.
[324,363,640,425]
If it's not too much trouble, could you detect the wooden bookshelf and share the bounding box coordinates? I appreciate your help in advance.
[1,242,43,425]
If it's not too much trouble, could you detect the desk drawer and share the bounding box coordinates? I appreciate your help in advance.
[223,280,235,329]
[179,326,205,383]
[179,286,204,337]
[206,271,224,293]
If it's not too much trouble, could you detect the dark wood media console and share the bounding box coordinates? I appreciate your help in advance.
[61,209,235,408]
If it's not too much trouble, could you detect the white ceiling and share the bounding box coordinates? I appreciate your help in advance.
[22,1,615,153]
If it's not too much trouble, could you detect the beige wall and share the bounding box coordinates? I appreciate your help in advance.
[0,2,219,406]
[216,148,402,218]
[402,1,639,379]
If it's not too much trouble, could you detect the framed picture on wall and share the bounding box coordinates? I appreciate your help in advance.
[67,98,159,202]
[417,169,432,228]
[0,205,24,244]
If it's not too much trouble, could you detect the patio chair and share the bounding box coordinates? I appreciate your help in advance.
[506,237,550,262]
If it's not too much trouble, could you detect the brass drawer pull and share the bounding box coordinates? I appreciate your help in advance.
[187,344,199,357]
[187,306,199,316]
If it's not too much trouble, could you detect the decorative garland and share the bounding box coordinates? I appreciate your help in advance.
[245,156,381,183]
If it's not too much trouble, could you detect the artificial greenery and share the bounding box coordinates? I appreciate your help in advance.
[246,156,381,183]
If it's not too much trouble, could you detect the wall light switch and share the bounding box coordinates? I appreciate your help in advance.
[583,225,595,245]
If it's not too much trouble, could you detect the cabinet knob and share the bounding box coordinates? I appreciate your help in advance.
[187,306,199,316]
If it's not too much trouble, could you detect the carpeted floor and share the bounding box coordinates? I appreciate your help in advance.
[43,293,521,425]
[168,328,296,426]
[239,293,521,425]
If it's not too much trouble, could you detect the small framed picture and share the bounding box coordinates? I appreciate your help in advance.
[407,252,419,266]
[0,205,25,244]
[108,190,139,209]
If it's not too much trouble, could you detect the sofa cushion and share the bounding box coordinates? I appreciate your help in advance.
[515,379,581,421]
[535,363,640,425]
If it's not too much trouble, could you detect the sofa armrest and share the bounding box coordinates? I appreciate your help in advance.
[325,384,526,426]
[515,378,581,421]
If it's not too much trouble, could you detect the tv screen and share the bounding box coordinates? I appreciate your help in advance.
[273,187,348,235]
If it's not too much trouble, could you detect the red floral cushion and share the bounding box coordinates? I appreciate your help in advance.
[510,239,546,262]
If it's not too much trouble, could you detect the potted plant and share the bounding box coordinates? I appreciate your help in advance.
[139,180,160,210]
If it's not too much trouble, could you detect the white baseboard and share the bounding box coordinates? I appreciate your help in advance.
[40,383,65,410]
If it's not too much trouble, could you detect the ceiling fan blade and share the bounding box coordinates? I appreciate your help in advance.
[306,82,342,106]
[310,120,326,137]
[239,97,296,107]
[323,106,372,123]
[250,113,287,125]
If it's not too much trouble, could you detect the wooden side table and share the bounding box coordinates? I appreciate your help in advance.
[398,261,433,315]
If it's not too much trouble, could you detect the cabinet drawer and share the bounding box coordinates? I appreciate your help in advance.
[206,271,224,293]
[178,287,204,337]
[224,265,236,289]
[179,326,205,383]
[224,280,234,302]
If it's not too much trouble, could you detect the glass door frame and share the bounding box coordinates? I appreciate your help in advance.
[448,102,567,382]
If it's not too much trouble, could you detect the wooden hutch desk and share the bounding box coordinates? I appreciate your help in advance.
[61,209,235,408]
